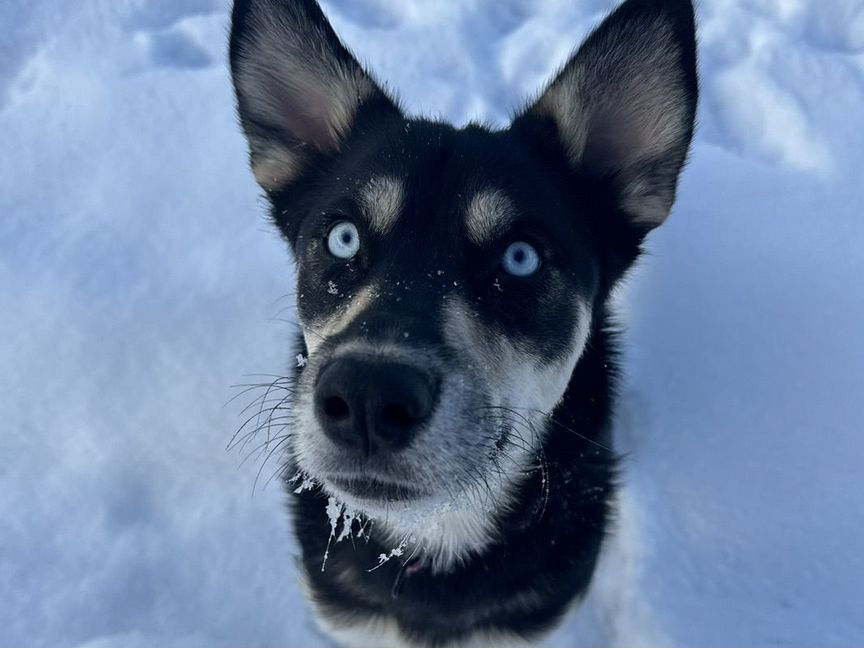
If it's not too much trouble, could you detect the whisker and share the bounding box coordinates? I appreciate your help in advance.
[252,433,295,494]
[476,405,614,454]
[224,378,293,408]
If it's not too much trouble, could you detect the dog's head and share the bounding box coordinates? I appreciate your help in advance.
[230,0,697,568]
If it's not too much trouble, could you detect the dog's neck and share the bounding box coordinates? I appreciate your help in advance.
[289,323,618,647]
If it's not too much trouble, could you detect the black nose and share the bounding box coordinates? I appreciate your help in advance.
[314,358,437,456]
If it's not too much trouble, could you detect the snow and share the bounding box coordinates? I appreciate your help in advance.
[1,0,863,645]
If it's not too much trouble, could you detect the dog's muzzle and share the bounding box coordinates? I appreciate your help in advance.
[313,356,439,458]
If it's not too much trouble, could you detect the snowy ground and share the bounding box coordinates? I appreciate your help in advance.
[2,0,863,645]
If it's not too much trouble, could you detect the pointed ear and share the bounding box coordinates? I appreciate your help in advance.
[229,0,398,192]
[514,0,698,231]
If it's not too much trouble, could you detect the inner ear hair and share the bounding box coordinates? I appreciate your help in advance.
[230,0,397,192]
[517,0,698,231]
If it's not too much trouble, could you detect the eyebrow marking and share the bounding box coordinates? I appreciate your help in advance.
[358,176,405,234]
[465,189,516,245]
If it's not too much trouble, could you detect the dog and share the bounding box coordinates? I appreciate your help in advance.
[229,0,697,645]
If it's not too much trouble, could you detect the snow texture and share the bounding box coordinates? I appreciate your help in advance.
[2,0,863,645]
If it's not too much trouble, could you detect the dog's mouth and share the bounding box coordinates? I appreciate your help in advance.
[325,475,429,503]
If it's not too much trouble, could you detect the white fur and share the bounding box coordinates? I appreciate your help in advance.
[293,379,521,573]
[295,338,506,572]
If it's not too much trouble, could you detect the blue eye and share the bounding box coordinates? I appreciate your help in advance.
[327,221,360,259]
[502,241,541,277]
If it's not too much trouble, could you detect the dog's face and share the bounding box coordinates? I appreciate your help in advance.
[230,0,697,568]
[286,123,601,564]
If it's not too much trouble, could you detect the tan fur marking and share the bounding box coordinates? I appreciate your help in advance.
[465,190,516,246]
[358,176,405,234]
[303,285,378,356]
[442,297,592,419]
[251,144,303,191]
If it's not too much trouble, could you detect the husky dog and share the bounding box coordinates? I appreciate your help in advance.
[229,0,697,645]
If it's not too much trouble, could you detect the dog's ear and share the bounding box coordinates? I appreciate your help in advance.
[513,0,698,232]
[229,0,398,192]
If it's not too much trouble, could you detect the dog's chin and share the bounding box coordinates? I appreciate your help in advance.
[317,472,475,527]
[301,447,527,571]
[321,474,432,511]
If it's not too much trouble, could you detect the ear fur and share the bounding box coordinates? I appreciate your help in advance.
[515,0,698,231]
[229,0,397,191]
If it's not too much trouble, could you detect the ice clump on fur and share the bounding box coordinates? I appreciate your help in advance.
[320,497,370,571]
[289,471,317,495]
[370,539,408,571]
